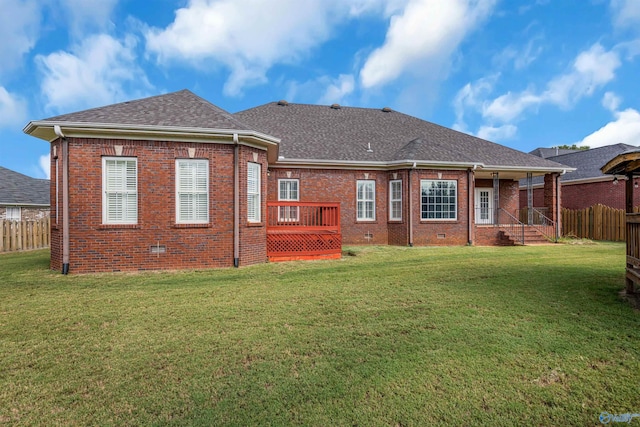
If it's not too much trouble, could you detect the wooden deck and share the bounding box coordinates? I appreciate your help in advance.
[626,213,640,293]
[266,202,342,262]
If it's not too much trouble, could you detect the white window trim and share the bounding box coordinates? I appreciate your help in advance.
[389,179,402,221]
[102,157,138,225]
[420,179,457,221]
[176,159,209,224]
[278,178,299,222]
[6,207,21,221]
[356,180,376,221]
[247,162,261,223]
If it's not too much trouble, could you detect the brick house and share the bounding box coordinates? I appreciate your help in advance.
[0,166,49,221]
[520,144,639,210]
[24,90,568,273]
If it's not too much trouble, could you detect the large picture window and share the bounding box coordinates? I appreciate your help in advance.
[103,157,137,224]
[389,180,402,221]
[176,159,209,224]
[357,180,375,221]
[421,179,457,220]
[247,162,261,223]
[278,179,299,221]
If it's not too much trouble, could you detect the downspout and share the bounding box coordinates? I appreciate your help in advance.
[468,164,478,245]
[233,133,240,268]
[555,169,566,242]
[54,125,70,275]
[408,162,416,247]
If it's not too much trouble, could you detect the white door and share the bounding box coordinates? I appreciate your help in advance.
[475,188,494,225]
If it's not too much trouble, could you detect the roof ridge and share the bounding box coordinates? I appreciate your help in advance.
[42,89,191,121]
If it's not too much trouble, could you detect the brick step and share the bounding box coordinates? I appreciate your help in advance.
[501,227,552,245]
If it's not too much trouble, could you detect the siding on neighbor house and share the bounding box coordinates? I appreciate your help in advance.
[50,137,268,273]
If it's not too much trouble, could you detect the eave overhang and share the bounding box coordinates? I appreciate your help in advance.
[270,157,573,178]
[23,121,281,163]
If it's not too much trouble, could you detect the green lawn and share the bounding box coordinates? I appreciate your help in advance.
[1,243,638,426]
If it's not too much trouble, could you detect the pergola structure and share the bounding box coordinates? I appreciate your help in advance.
[601,148,640,294]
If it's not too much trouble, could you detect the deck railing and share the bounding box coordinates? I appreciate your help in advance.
[626,213,640,294]
[266,202,341,261]
[266,202,340,232]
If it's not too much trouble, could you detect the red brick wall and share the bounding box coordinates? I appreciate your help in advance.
[267,168,471,246]
[412,170,470,246]
[268,168,391,244]
[519,179,640,210]
[52,137,267,273]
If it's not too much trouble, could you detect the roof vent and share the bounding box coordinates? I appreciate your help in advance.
[277,100,288,106]
[366,142,373,153]
[382,107,392,112]
[330,103,341,109]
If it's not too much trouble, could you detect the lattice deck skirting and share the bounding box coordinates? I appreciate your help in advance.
[267,231,342,262]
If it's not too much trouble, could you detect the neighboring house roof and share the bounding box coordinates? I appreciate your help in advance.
[235,102,568,177]
[0,166,49,206]
[23,89,280,162]
[529,147,577,158]
[526,143,636,186]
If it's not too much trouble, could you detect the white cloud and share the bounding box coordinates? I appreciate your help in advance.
[36,34,151,113]
[360,0,496,89]
[0,87,28,129]
[145,0,376,97]
[0,0,40,75]
[452,74,497,131]
[57,0,118,38]
[318,74,355,105]
[602,91,622,112]
[610,0,640,30]
[476,124,517,141]
[577,108,640,148]
[482,43,621,122]
[39,154,51,180]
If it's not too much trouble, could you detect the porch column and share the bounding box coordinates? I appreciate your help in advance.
[543,172,560,222]
[493,173,499,224]
[526,172,533,225]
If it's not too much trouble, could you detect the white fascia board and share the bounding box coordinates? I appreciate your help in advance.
[482,164,576,174]
[23,121,280,145]
[270,158,481,170]
[0,202,49,207]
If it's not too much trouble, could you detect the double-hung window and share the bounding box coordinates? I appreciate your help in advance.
[6,207,21,221]
[176,159,209,224]
[278,179,299,221]
[103,157,137,224]
[247,162,261,223]
[356,180,375,221]
[389,180,402,221]
[421,179,457,220]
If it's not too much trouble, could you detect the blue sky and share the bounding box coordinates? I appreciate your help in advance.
[2,0,640,179]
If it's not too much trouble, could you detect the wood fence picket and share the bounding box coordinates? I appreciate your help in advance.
[0,218,50,252]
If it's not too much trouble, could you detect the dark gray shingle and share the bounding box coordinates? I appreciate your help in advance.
[39,89,252,131]
[0,166,50,205]
[235,102,565,169]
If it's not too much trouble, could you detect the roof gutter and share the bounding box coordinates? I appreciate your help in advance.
[23,121,281,163]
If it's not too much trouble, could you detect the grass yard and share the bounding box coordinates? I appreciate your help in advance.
[1,243,639,425]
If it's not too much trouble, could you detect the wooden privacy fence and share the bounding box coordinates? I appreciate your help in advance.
[561,204,640,241]
[0,218,50,252]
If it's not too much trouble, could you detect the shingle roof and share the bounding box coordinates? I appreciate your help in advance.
[0,166,50,206]
[235,102,565,169]
[39,89,251,131]
[529,147,577,158]
[529,143,636,184]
